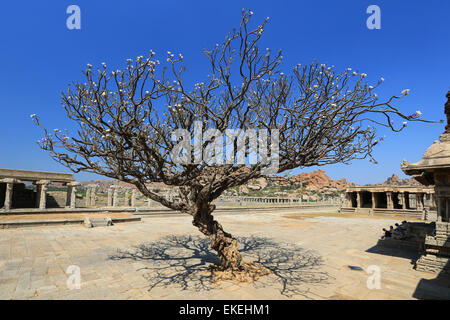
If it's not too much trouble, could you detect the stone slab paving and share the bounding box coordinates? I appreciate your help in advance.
[0,210,448,300]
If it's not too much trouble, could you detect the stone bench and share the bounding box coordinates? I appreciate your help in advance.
[84,216,112,228]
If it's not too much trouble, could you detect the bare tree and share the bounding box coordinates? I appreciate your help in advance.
[33,10,437,280]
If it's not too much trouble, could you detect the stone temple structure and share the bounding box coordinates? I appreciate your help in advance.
[0,168,78,211]
[401,91,450,275]
[342,186,436,218]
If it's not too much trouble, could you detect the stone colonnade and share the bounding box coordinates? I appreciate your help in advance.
[344,186,435,210]
[1,177,80,211]
[219,196,337,204]
[106,185,137,207]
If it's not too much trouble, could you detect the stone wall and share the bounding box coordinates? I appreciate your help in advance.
[416,222,450,275]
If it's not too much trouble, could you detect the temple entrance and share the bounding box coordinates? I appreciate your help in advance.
[351,192,357,207]
[393,193,402,209]
[361,191,372,208]
[375,192,387,208]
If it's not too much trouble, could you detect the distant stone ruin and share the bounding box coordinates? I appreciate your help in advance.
[0,168,78,211]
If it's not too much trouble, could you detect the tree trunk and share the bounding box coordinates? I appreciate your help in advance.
[192,207,243,270]
[191,204,271,282]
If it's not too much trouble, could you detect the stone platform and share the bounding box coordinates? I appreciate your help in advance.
[0,209,448,300]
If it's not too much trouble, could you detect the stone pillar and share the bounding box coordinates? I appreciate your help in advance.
[403,192,410,209]
[437,196,444,222]
[113,187,119,207]
[90,185,97,207]
[85,186,91,207]
[3,180,14,210]
[432,193,437,208]
[416,193,424,210]
[66,182,80,209]
[131,189,136,207]
[66,185,74,208]
[446,198,450,222]
[35,180,50,210]
[371,192,376,209]
[124,188,130,206]
[356,192,362,208]
[397,193,403,209]
[386,191,394,209]
[107,187,113,207]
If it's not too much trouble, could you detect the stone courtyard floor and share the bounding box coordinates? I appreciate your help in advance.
[0,209,449,300]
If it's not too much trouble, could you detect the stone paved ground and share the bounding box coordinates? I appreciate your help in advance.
[0,209,448,300]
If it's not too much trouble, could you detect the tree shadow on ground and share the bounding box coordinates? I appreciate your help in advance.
[109,235,330,297]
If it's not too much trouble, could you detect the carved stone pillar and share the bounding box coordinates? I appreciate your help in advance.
[66,182,80,209]
[131,189,136,207]
[35,180,50,210]
[416,193,424,210]
[85,186,91,207]
[403,192,410,209]
[2,179,15,210]
[0,178,21,210]
[90,185,97,207]
[113,187,119,207]
[356,192,362,208]
[124,188,130,206]
[107,187,113,207]
[386,191,394,210]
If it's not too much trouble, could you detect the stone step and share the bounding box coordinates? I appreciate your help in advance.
[83,216,112,228]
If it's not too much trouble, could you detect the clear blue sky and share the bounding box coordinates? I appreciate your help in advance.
[0,0,449,184]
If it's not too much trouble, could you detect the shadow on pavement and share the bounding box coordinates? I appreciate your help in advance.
[109,235,330,297]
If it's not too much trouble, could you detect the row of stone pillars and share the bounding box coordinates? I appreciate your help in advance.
[220,196,327,204]
[241,197,297,204]
[348,191,429,210]
[1,178,80,210]
[106,186,137,207]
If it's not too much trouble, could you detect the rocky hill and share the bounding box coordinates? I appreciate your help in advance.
[234,169,356,198]
[289,169,355,191]
[373,173,421,186]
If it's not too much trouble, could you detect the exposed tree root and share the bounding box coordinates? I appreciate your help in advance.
[209,261,272,283]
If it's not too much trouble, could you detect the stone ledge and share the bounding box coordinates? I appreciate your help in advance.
[424,236,450,248]
[416,256,450,275]
[0,216,141,229]
[0,168,74,183]
[376,237,419,250]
